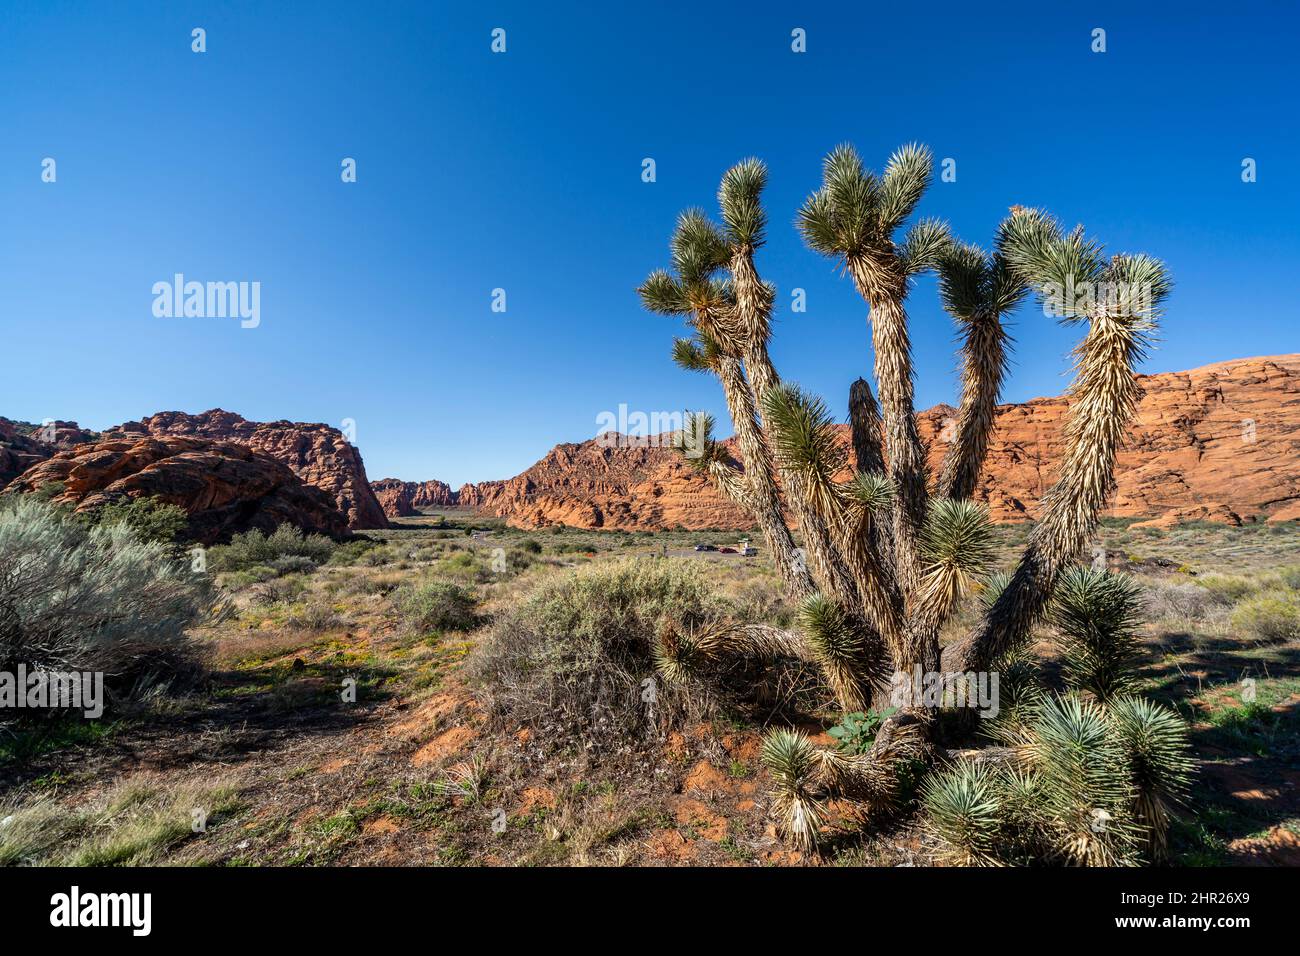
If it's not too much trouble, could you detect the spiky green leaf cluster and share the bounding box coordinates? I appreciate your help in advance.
[1025,693,1141,865]
[843,471,895,513]
[921,761,1004,866]
[762,383,847,517]
[1051,567,1145,701]
[718,158,767,248]
[1108,695,1195,861]
[798,143,932,260]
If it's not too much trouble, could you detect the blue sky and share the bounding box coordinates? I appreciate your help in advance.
[2,1,1296,486]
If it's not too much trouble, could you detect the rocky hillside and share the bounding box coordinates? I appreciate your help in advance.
[106,410,388,530]
[0,417,97,487]
[442,354,1300,531]
[2,435,350,544]
[371,478,459,519]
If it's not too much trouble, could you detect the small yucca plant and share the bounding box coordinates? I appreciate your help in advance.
[1051,567,1145,702]
[921,761,1004,866]
[1026,694,1141,866]
[1108,695,1195,861]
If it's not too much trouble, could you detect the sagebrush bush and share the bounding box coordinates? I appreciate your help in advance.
[0,496,215,701]
[1195,574,1257,605]
[395,580,478,633]
[208,524,337,572]
[1276,565,1300,591]
[1142,580,1216,621]
[468,559,730,749]
[1230,594,1300,643]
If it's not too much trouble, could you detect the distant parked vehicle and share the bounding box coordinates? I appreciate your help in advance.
[717,546,738,554]
[693,543,716,552]
[740,546,757,557]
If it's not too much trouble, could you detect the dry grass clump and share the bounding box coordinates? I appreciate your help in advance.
[0,775,240,866]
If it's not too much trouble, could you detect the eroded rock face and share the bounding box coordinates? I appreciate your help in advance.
[370,478,460,519]
[450,354,1300,530]
[2,436,350,544]
[107,410,388,530]
[0,417,98,488]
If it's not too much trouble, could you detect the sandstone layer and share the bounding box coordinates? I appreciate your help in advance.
[2,435,351,544]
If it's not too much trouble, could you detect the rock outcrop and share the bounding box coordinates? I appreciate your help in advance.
[2,435,351,544]
[0,417,97,488]
[449,354,1300,531]
[371,478,459,519]
[106,410,388,530]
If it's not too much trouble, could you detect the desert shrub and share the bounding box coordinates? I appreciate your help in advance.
[1142,580,1216,621]
[468,559,729,749]
[1195,574,1257,605]
[1230,594,1300,643]
[0,496,214,704]
[1276,565,1300,591]
[89,495,189,544]
[249,574,309,607]
[327,538,380,566]
[518,538,543,555]
[208,524,337,573]
[357,544,400,567]
[335,572,403,598]
[268,555,317,577]
[285,597,347,632]
[395,580,478,633]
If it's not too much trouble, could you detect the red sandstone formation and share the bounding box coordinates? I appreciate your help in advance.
[3,435,350,544]
[106,410,388,530]
[447,355,1300,531]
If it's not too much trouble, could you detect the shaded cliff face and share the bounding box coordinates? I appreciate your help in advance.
[2,435,350,544]
[448,355,1300,531]
[107,410,389,530]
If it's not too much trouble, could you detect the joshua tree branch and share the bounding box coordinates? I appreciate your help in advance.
[937,307,1009,501]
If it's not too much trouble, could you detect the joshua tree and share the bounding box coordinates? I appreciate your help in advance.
[639,143,1175,850]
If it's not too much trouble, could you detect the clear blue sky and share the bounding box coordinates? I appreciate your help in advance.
[2,1,1296,486]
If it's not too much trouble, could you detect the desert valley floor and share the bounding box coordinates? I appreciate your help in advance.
[2,511,1297,867]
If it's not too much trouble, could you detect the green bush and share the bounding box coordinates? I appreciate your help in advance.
[1195,574,1257,605]
[1276,565,1300,591]
[1230,594,1300,643]
[89,495,189,544]
[395,580,478,633]
[208,524,337,573]
[827,709,896,755]
[518,538,543,555]
[0,496,214,703]
[327,539,380,566]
